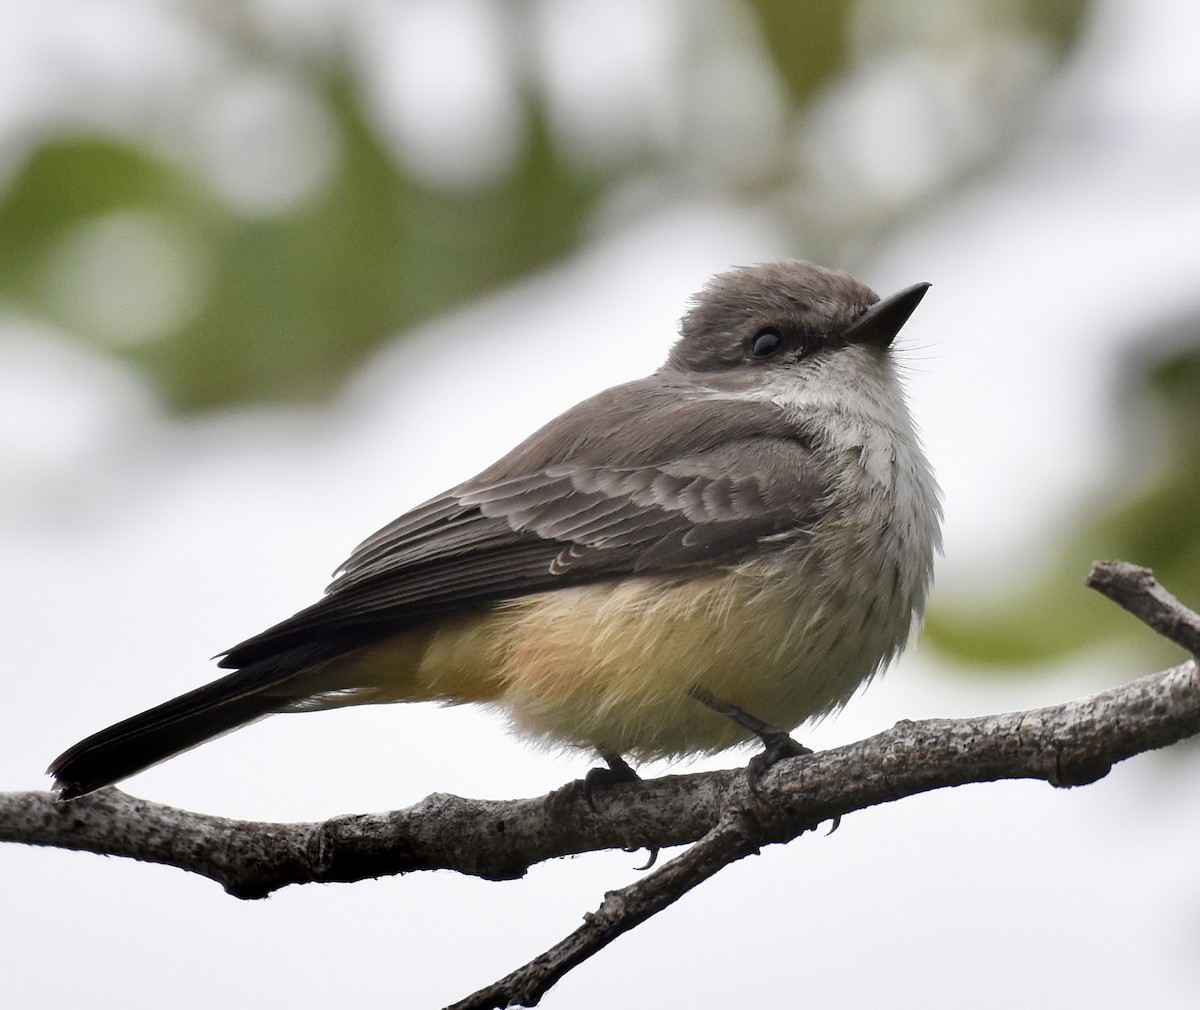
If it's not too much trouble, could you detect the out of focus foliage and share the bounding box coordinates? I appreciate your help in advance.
[0,84,599,408]
[0,0,1088,410]
[926,328,1200,669]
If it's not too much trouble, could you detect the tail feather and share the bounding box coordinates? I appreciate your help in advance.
[48,668,299,799]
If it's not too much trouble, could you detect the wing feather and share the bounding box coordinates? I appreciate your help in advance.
[219,394,829,671]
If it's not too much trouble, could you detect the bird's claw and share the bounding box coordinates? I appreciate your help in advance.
[746,729,812,794]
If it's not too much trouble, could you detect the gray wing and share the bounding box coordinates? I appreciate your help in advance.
[219,434,827,671]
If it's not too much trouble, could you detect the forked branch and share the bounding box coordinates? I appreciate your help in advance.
[3,561,1198,1008]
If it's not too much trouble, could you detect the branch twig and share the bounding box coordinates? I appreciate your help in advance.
[1087,560,1200,655]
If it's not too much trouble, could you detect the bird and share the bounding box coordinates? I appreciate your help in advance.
[49,259,942,800]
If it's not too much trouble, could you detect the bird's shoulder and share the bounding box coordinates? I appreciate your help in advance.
[478,372,806,475]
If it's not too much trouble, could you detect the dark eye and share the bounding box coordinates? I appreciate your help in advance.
[750,330,782,358]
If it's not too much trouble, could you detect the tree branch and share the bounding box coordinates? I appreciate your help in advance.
[5,560,1200,1007]
[446,807,769,1010]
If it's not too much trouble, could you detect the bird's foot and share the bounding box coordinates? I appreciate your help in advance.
[688,685,813,794]
[583,752,641,809]
[549,753,658,868]
[549,752,640,815]
[745,729,812,794]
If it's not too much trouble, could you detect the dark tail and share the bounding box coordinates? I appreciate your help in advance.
[48,663,305,799]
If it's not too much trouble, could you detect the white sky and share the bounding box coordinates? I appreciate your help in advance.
[4,1,1200,1007]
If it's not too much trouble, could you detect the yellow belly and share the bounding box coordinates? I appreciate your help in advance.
[317,546,913,761]
[490,563,902,758]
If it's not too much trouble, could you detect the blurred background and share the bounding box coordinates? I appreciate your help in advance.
[3,0,1199,1006]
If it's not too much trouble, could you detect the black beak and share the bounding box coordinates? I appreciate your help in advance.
[842,282,931,349]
